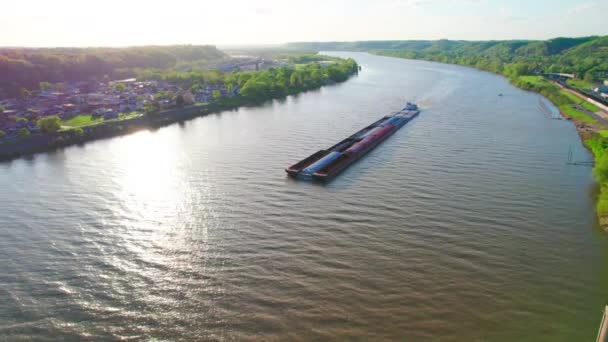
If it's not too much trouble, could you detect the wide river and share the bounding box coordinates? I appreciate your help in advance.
[1,52,608,341]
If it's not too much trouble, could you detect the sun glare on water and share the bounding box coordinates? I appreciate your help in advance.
[110,130,188,232]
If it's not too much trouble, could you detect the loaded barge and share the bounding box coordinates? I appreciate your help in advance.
[286,102,420,181]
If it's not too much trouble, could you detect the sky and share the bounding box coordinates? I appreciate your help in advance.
[1,0,606,47]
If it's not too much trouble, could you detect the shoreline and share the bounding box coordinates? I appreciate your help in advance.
[372,51,608,229]
[0,75,357,162]
[508,78,608,230]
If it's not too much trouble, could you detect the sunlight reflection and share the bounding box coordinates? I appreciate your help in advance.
[111,130,185,233]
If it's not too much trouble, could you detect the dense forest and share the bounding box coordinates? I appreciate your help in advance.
[285,36,608,82]
[0,45,227,97]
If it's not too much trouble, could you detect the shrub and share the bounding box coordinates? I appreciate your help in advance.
[18,128,30,138]
[37,115,62,133]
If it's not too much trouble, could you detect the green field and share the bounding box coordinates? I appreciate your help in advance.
[559,105,600,125]
[562,91,600,112]
[61,114,103,127]
[117,112,142,121]
[581,101,600,112]
[517,76,600,116]
[567,78,594,90]
[518,75,545,86]
[61,112,143,128]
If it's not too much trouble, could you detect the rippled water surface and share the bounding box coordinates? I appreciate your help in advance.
[1,52,608,341]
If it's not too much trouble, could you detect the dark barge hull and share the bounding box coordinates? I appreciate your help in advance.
[285,103,420,181]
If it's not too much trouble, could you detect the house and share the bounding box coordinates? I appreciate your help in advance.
[2,109,18,117]
[181,91,195,105]
[159,99,172,110]
[0,99,19,109]
[110,78,136,85]
[62,103,79,115]
[93,108,113,117]
[104,111,119,120]
[0,110,12,128]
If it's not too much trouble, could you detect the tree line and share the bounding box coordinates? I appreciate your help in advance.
[137,57,359,102]
[286,37,608,82]
[0,45,227,98]
[374,37,608,82]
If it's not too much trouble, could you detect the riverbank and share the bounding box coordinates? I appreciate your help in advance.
[373,51,608,229]
[0,71,358,162]
[503,77,608,230]
[0,104,214,161]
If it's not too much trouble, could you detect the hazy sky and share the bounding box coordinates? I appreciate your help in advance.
[2,0,606,47]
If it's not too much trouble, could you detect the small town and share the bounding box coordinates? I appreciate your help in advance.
[0,56,289,141]
[0,79,239,138]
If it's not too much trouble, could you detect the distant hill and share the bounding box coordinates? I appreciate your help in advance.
[283,37,599,56]
[0,45,227,98]
[284,36,608,81]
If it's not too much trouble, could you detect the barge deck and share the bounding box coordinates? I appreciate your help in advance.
[286,102,420,181]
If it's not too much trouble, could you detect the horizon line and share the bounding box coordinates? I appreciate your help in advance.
[0,34,605,49]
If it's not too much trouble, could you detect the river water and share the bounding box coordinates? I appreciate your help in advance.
[1,52,607,341]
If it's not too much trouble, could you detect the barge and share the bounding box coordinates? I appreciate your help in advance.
[286,102,420,181]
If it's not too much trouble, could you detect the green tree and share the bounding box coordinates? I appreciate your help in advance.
[212,89,221,100]
[190,84,201,93]
[39,82,51,91]
[0,105,5,114]
[18,128,31,139]
[55,82,66,92]
[113,83,126,93]
[37,115,62,133]
[0,130,5,138]
[20,88,30,100]
[154,91,170,100]
[143,100,160,115]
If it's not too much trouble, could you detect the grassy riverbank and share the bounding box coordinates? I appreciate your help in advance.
[585,136,608,225]
[374,50,608,227]
[512,76,601,124]
[489,76,608,227]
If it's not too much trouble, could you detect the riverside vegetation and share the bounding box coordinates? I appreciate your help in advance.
[286,37,608,226]
[0,50,359,160]
[382,38,608,226]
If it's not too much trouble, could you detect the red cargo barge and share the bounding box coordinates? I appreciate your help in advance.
[286,102,420,181]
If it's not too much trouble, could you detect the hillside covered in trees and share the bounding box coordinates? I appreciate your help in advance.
[285,36,608,82]
[0,45,227,98]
